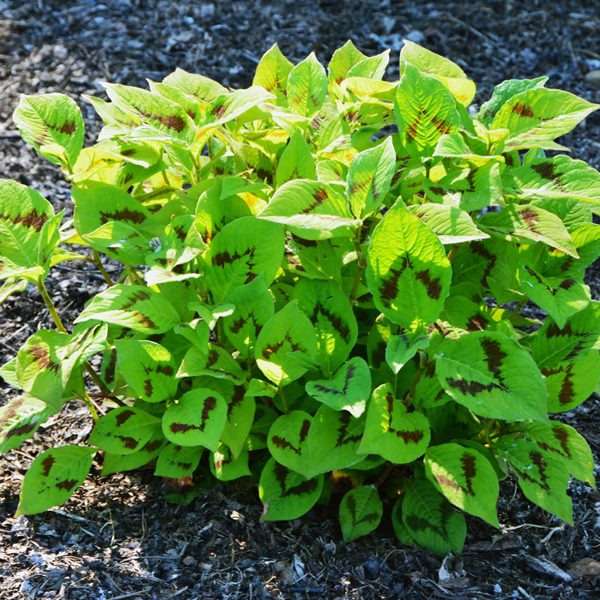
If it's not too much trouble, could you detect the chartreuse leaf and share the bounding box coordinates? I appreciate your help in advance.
[259,457,324,521]
[366,200,451,328]
[518,266,590,329]
[306,357,371,417]
[424,443,499,527]
[178,344,245,384]
[258,179,360,240]
[491,88,598,152]
[287,53,328,118]
[400,40,476,106]
[359,384,431,463]
[408,204,490,245]
[162,68,227,104]
[114,340,178,403]
[347,49,389,80]
[402,479,467,555]
[289,236,342,284]
[305,405,365,478]
[327,41,368,100]
[347,137,395,218]
[14,93,85,168]
[276,129,316,188]
[292,278,358,374]
[503,155,600,212]
[253,44,294,107]
[16,446,96,516]
[478,205,578,257]
[101,427,166,476]
[0,396,56,454]
[479,76,548,124]
[203,86,276,127]
[340,486,383,542]
[532,301,600,369]
[493,438,573,524]
[436,331,548,423]
[386,333,429,375]
[0,278,27,305]
[543,350,600,413]
[162,388,227,452]
[204,216,284,303]
[0,180,57,281]
[75,285,180,334]
[525,421,595,487]
[268,411,312,476]
[223,276,274,360]
[255,300,318,386]
[155,443,203,478]
[395,63,460,157]
[210,443,251,481]
[89,406,161,455]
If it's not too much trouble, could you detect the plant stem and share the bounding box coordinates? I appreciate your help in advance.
[77,390,99,422]
[84,363,113,398]
[37,279,67,333]
[508,298,527,323]
[278,388,289,413]
[349,229,367,305]
[126,265,144,286]
[446,243,460,264]
[91,249,114,287]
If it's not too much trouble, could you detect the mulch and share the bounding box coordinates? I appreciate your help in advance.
[2,1,600,598]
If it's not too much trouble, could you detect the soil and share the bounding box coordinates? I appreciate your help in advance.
[2,1,600,598]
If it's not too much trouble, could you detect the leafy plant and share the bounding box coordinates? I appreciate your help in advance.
[1,40,599,555]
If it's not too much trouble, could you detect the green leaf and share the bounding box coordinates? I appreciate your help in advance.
[89,407,161,455]
[259,457,324,521]
[386,332,429,375]
[221,386,255,459]
[177,344,245,384]
[400,40,476,106]
[0,395,56,454]
[203,86,276,127]
[210,443,251,481]
[525,421,595,487]
[436,331,548,423]
[532,301,600,369]
[347,137,396,218]
[101,427,166,476]
[391,496,417,547]
[204,216,284,303]
[542,350,600,413]
[255,300,318,386]
[306,357,371,417]
[0,278,27,305]
[276,129,317,188]
[518,266,589,329]
[409,204,490,245]
[339,485,383,542]
[402,479,466,555]
[16,445,96,516]
[253,44,294,107]
[75,284,181,334]
[13,93,85,167]
[366,200,452,328]
[503,155,600,211]
[494,438,572,524]
[114,340,178,403]
[223,275,274,360]
[347,50,389,80]
[0,180,57,281]
[289,236,342,284]
[327,41,368,100]
[162,388,227,451]
[395,63,460,157]
[478,205,578,257]
[258,179,360,240]
[479,76,548,124]
[155,443,203,478]
[491,88,598,152]
[162,68,227,104]
[305,405,366,478]
[287,53,328,117]
[292,278,358,374]
[248,403,279,451]
[267,410,312,476]
[359,383,431,463]
[424,443,499,527]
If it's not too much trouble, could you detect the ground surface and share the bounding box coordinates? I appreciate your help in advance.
[2,1,600,598]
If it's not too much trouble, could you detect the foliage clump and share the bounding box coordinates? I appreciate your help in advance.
[1,40,600,554]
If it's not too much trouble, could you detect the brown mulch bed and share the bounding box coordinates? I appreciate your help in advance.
[2,1,600,598]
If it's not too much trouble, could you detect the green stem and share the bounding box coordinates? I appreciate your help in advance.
[349,228,367,305]
[446,243,460,265]
[77,390,99,422]
[278,388,289,414]
[508,298,527,323]
[85,363,113,398]
[91,249,114,287]
[37,279,67,333]
[126,265,144,286]
[479,418,497,443]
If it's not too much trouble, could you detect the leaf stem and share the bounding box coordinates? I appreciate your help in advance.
[37,278,67,333]
[278,387,289,414]
[349,228,367,305]
[508,298,527,323]
[77,390,99,422]
[84,362,113,398]
[91,249,114,287]
[126,265,144,286]
[446,243,460,264]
